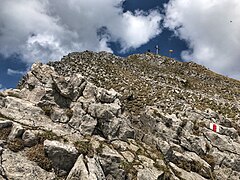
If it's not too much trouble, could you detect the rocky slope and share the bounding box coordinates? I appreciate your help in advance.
[1,51,240,179]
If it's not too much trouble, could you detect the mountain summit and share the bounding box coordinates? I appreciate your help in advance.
[1,51,240,179]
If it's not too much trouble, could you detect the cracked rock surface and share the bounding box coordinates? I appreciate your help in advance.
[0,51,240,179]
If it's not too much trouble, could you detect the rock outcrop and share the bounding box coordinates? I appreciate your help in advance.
[1,51,240,179]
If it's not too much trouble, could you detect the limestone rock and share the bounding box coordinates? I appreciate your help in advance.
[50,107,70,123]
[68,102,86,128]
[220,126,238,139]
[211,166,240,180]
[136,155,164,180]
[137,168,163,180]
[99,145,126,179]
[96,88,120,103]
[83,82,97,100]
[44,140,79,173]
[22,130,38,147]
[203,129,236,153]
[121,151,135,162]
[68,103,97,135]
[66,155,105,180]
[180,135,207,156]
[111,140,129,151]
[8,124,24,140]
[169,162,207,180]
[87,101,121,119]
[20,85,46,103]
[2,150,55,180]
[79,114,97,135]
[66,154,88,180]
[0,120,12,129]
[0,51,240,179]
[70,74,86,101]
[53,73,85,101]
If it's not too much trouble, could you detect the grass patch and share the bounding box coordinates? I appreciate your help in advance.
[26,129,67,169]
[202,154,215,171]
[134,141,164,162]
[37,130,61,144]
[120,160,138,177]
[26,130,66,173]
[41,106,53,117]
[157,165,172,180]
[193,120,205,136]
[65,108,73,119]
[74,140,94,157]
[120,160,133,170]
[26,144,53,171]
[135,147,146,156]
[96,143,104,154]
[7,138,24,152]
[47,52,240,118]
[177,119,188,136]
[7,91,21,98]
[0,127,12,140]
[191,161,204,173]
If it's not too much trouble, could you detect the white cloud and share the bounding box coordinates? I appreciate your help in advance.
[0,0,162,63]
[7,68,25,76]
[109,10,162,52]
[0,84,6,91]
[164,0,240,79]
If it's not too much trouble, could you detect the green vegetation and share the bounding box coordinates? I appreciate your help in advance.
[7,91,21,98]
[48,52,240,119]
[37,130,62,144]
[0,124,25,153]
[7,138,24,152]
[120,160,138,178]
[74,140,94,157]
[26,144,53,171]
[26,130,64,172]
[41,106,53,117]
[96,142,104,155]
[193,120,205,136]
[0,127,12,140]
[202,154,215,171]
[65,108,73,119]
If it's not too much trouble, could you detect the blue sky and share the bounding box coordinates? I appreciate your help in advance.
[111,0,188,58]
[0,0,240,90]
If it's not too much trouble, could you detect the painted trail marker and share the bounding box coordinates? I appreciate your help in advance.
[210,123,220,133]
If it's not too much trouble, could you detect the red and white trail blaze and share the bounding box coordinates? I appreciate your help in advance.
[210,123,220,133]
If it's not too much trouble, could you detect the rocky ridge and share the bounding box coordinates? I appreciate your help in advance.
[0,51,240,179]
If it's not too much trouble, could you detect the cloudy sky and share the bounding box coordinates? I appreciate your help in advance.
[0,0,240,90]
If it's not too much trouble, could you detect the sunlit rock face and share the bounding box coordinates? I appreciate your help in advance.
[1,51,240,179]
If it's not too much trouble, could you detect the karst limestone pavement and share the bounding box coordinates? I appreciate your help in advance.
[1,51,240,179]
